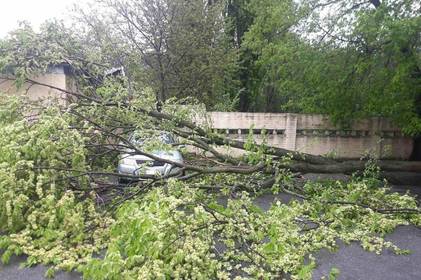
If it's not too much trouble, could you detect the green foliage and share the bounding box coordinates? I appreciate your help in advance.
[328,267,340,280]
[83,169,420,279]
[83,181,222,279]
[243,127,270,164]
[0,91,419,279]
[237,0,421,134]
[238,0,309,112]
[303,2,421,134]
[0,95,112,275]
[0,21,105,86]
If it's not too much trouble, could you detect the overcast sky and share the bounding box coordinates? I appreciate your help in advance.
[0,0,88,38]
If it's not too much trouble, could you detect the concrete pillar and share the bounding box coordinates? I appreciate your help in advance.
[285,114,297,151]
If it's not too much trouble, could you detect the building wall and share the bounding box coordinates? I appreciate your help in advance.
[0,66,69,105]
[208,112,413,159]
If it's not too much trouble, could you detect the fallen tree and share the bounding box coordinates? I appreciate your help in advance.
[1,25,420,280]
[1,73,420,279]
[6,76,421,177]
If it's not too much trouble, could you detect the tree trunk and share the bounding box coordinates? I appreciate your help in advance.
[287,160,421,174]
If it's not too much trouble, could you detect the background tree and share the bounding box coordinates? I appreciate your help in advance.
[75,0,240,109]
[299,0,421,134]
[225,0,421,136]
[66,0,421,137]
[225,0,256,111]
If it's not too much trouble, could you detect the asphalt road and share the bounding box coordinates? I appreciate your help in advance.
[313,225,421,280]
[1,178,420,280]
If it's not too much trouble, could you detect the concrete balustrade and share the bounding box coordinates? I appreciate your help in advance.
[208,112,413,159]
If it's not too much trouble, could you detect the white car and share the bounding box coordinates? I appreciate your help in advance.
[117,133,184,183]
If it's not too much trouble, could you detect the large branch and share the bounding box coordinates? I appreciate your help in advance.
[17,77,336,165]
[287,160,421,174]
[11,77,421,177]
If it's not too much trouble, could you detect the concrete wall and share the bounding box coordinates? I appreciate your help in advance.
[0,66,70,105]
[208,112,413,160]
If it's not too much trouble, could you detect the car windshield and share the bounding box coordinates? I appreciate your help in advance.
[130,132,175,145]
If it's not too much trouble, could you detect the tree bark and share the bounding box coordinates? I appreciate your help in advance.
[287,160,421,174]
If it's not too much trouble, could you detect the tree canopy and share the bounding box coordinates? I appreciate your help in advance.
[234,0,421,134]
[3,0,419,133]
